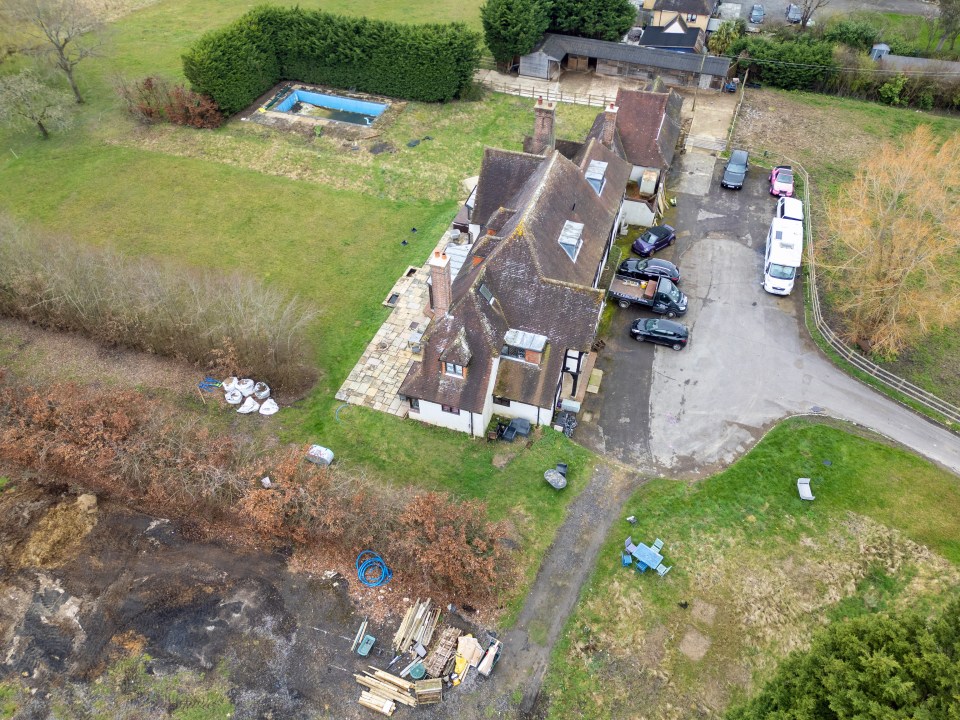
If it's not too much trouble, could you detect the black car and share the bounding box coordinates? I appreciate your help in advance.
[749,3,764,22]
[631,225,676,257]
[785,3,802,22]
[617,257,681,284]
[630,318,689,350]
[721,149,749,189]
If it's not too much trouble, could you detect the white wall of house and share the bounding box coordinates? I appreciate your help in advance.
[408,400,485,436]
[494,398,553,426]
[623,198,657,227]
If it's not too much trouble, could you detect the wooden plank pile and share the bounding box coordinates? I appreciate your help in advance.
[392,599,441,654]
[423,626,461,678]
[355,667,417,716]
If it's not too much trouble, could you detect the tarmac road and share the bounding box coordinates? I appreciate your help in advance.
[629,149,960,479]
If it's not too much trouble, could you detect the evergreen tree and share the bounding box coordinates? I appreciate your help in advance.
[481,0,550,66]
[549,0,636,42]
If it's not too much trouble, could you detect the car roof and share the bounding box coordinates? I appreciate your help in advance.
[650,318,687,333]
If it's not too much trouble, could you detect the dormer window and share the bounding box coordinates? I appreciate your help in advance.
[501,329,548,365]
[586,160,608,195]
[478,283,495,305]
[687,13,698,20]
[558,220,584,262]
[444,362,464,377]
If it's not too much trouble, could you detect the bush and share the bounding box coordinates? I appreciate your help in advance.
[822,19,880,50]
[117,76,224,128]
[730,35,838,90]
[0,372,513,604]
[183,6,482,115]
[0,216,316,392]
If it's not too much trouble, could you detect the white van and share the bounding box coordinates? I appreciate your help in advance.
[775,196,803,223]
[763,217,803,295]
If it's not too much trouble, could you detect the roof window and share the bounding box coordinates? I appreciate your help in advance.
[586,160,608,195]
[558,220,584,262]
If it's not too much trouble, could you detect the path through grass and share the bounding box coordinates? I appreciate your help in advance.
[544,418,960,719]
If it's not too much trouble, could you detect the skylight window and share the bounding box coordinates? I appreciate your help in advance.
[558,220,584,262]
[478,283,494,305]
[586,160,608,195]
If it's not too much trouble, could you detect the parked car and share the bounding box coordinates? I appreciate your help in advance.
[785,3,802,22]
[769,165,795,197]
[617,257,681,284]
[630,317,689,350]
[721,149,749,190]
[631,225,676,257]
[749,3,765,23]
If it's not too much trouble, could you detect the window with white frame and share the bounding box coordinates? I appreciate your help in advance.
[444,362,464,377]
[586,160,607,196]
[441,404,460,415]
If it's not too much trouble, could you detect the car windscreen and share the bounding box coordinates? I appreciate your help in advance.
[777,171,793,184]
[769,263,796,280]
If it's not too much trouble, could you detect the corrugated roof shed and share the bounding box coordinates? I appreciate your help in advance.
[533,33,730,76]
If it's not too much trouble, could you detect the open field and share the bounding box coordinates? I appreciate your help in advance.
[732,88,960,407]
[0,0,609,627]
[543,418,960,719]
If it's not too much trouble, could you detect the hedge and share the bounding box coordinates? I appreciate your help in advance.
[183,6,482,115]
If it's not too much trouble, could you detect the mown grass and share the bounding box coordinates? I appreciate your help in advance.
[0,682,17,719]
[543,418,960,719]
[0,0,609,622]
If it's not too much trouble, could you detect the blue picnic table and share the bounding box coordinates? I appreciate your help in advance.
[625,537,663,572]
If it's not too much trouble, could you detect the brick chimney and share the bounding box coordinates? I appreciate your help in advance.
[601,102,619,148]
[530,96,556,155]
[428,250,452,318]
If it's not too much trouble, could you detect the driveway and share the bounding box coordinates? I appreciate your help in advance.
[585,149,960,479]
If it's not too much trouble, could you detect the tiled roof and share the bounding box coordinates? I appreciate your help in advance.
[653,0,715,16]
[534,33,730,76]
[401,118,629,411]
[613,88,684,170]
[471,149,544,232]
[640,26,701,49]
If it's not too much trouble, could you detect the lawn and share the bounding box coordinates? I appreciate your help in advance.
[0,0,612,622]
[543,418,960,719]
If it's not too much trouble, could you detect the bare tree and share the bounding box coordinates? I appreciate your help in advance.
[936,0,960,51]
[0,69,74,138]
[799,0,828,29]
[821,126,960,357]
[1,0,102,103]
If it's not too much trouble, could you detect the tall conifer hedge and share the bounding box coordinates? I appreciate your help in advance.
[183,6,482,115]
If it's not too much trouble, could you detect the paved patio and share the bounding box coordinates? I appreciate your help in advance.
[335,231,457,416]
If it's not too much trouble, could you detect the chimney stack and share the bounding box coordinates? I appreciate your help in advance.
[601,102,619,148]
[428,250,452,318]
[530,96,556,155]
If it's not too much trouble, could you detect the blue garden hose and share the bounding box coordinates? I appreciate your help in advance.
[356,550,392,587]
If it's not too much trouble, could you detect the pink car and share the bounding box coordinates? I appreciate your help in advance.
[769,165,794,197]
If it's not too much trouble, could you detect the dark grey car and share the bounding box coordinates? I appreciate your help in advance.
[786,3,802,22]
[749,3,764,22]
[721,149,749,190]
[630,318,689,351]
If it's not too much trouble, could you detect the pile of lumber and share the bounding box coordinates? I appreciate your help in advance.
[423,626,461,677]
[392,599,441,654]
[355,667,417,716]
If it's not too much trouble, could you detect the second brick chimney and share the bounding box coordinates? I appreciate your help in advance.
[601,102,619,148]
[530,96,556,155]
[428,250,452,318]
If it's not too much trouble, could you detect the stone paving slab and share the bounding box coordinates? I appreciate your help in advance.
[335,232,455,416]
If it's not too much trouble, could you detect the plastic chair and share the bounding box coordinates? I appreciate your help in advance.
[621,551,632,567]
[635,561,648,573]
[652,538,664,551]
[556,462,568,477]
[657,564,672,577]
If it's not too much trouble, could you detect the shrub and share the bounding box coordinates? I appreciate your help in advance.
[822,19,880,50]
[117,76,224,128]
[0,372,513,604]
[182,6,482,115]
[0,217,316,391]
[730,35,838,90]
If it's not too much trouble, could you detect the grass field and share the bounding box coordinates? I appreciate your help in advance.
[0,0,608,622]
[543,418,960,719]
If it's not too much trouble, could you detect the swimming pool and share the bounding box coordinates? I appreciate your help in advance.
[271,89,387,126]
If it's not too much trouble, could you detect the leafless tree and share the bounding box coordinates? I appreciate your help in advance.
[821,126,960,357]
[1,0,103,103]
[799,0,828,30]
[0,69,74,138]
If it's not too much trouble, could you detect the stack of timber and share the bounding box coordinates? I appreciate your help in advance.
[393,599,441,654]
[415,678,443,705]
[355,667,417,715]
[423,626,461,677]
